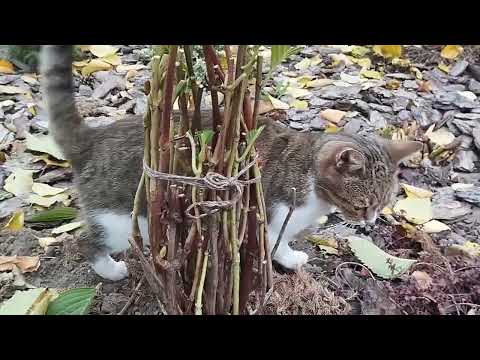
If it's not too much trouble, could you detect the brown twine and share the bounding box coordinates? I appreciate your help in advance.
[143,157,260,219]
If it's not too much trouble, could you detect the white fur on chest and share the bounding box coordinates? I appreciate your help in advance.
[92,212,149,253]
[268,189,334,243]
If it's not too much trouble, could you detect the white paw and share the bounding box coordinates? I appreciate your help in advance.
[92,256,129,281]
[275,250,309,270]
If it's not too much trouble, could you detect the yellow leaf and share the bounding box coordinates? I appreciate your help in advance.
[463,241,480,257]
[420,220,450,234]
[292,100,308,110]
[26,133,66,160]
[286,86,311,99]
[324,123,340,133]
[438,63,450,73]
[306,78,333,88]
[27,193,69,208]
[391,57,411,68]
[88,45,118,58]
[3,169,34,196]
[440,45,463,60]
[360,69,382,80]
[125,69,138,81]
[330,53,353,66]
[3,211,24,232]
[316,215,328,225]
[72,60,90,67]
[393,198,433,225]
[310,55,322,66]
[386,79,401,90]
[373,45,402,58]
[320,109,346,124]
[0,255,40,273]
[51,221,84,235]
[267,94,289,110]
[0,59,15,74]
[410,67,423,80]
[350,46,370,58]
[349,57,371,69]
[294,58,311,70]
[81,59,112,77]
[33,154,70,168]
[78,45,91,52]
[381,207,393,215]
[296,75,314,87]
[32,183,67,197]
[101,53,121,66]
[400,184,433,199]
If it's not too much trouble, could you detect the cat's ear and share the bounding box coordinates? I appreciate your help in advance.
[335,147,365,173]
[385,140,423,163]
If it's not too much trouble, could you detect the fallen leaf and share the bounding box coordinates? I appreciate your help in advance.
[393,198,433,225]
[350,57,371,69]
[420,220,450,233]
[3,169,34,196]
[116,64,146,73]
[33,154,70,168]
[3,211,24,232]
[411,271,433,290]
[291,100,308,110]
[306,234,338,249]
[72,60,90,67]
[0,288,54,315]
[330,53,353,66]
[286,87,311,98]
[0,85,28,95]
[52,221,84,235]
[350,46,370,58]
[457,91,477,102]
[340,73,362,84]
[381,207,393,215]
[438,63,450,73]
[373,45,402,58]
[32,183,67,197]
[0,255,40,273]
[360,69,382,79]
[21,74,38,85]
[294,58,311,70]
[101,53,121,66]
[81,59,112,77]
[316,215,328,225]
[267,94,289,110]
[256,99,274,114]
[324,123,340,134]
[410,66,423,80]
[38,236,63,249]
[400,183,433,199]
[417,80,432,92]
[451,183,474,191]
[440,45,463,60]
[0,59,15,74]
[320,109,346,124]
[27,193,69,208]
[391,57,411,68]
[295,75,314,87]
[386,79,401,90]
[427,128,455,146]
[347,235,416,279]
[306,79,333,88]
[26,133,66,160]
[88,45,118,58]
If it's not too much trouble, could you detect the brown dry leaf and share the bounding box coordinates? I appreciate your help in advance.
[72,60,90,67]
[81,59,112,77]
[257,99,274,114]
[373,45,402,58]
[21,74,38,85]
[411,271,433,290]
[386,79,401,90]
[33,154,70,168]
[125,69,138,81]
[3,211,24,232]
[320,109,346,124]
[440,45,463,60]
[89,45,118,58]
[330,53,353,67]
[360,69,382,80]
[38,236,63,249]
[0,59,15,74]
[0,255,40,273]
[417,80,432,93]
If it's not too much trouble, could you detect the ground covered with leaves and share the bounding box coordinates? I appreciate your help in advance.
[1,45,480,315]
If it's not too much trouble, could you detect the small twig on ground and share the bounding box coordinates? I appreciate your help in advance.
[118,275,146,315]
[271,187,296,258]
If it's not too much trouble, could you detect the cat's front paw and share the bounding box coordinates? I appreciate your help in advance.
[275,250,309,270]
[92,256,129,281]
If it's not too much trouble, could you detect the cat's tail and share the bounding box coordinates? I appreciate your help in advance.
[40,45,83,160]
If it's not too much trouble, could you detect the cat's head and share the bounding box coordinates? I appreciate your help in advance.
[313,136,422,225]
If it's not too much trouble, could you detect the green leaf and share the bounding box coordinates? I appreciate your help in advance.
[246,125,265,146]
[198,129,214,147]
[270,45,302,71]
[25,207,78,223]
[46,288,96,315]
[347,235,416,279]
